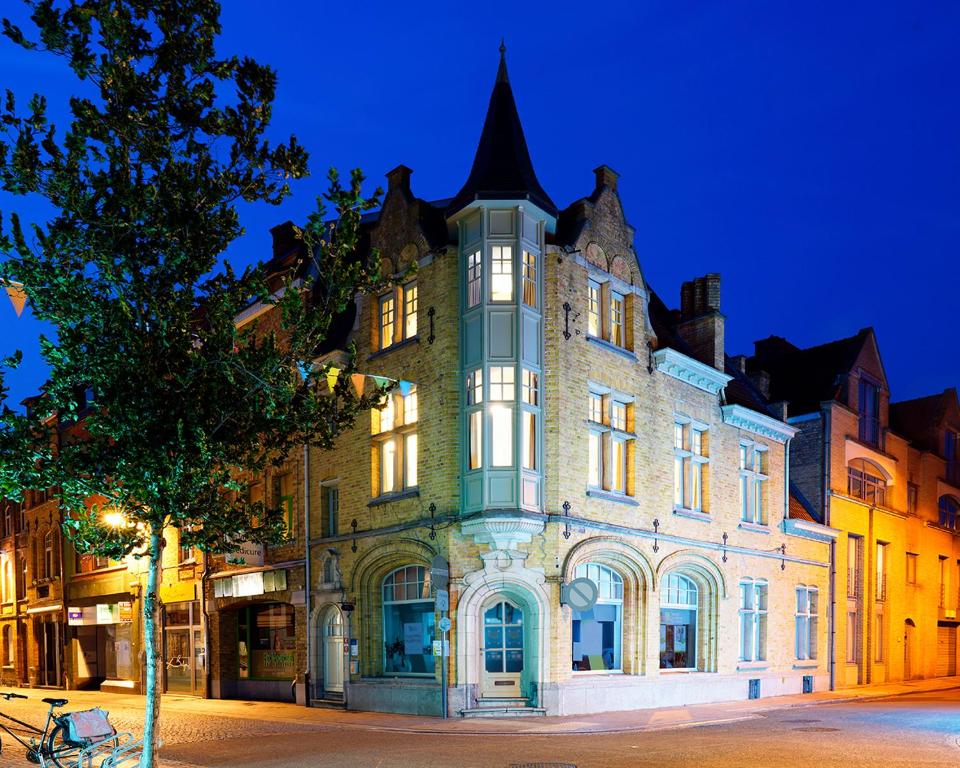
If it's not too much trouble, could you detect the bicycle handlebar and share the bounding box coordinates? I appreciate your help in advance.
[0,693,28,700]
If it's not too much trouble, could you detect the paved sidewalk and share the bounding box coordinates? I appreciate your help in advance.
[2,675,958,740]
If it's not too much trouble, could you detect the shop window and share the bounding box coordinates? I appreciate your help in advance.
[795,585,818,660]
[372,386,418,496]
[660,573,698,669]
[739,441,768,524]
[382,566,435,676]
[675,420,709,513]
[739,578,768,662]
[571,563,623,672]
[237,604,296,681]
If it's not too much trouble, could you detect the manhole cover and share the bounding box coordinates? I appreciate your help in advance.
[792,726,840,732]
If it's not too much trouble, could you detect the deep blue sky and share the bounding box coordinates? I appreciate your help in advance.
[1,1,958,410]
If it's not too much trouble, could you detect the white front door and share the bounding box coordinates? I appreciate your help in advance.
[481,600,524,698]
[322,608,344,694]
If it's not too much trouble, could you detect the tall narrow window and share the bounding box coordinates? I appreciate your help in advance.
[939,495,959,530]
[405,433,418,488]
[404,282,418,338]
[379,294,395,350]
[380,439,397,494]
[588,392,603,424]
[587,281,601,337]
[586,389,635,496]
[491,245,513,302]
[490,405,513,467]
[382,566,435,676]
[325,486,339,537]
[44,530,55,579]
[611,436,627,493]
[467,250,482,308]
[522,250,537,308]
[795,586,818,660]
[660,573,698,669]
[522,411,536,470]
[466,369,483,406]
[469,411,483,470]
[858,378,881,447]
[946,429,960,485]
[521,369,539,406]
[739,579,768,662]
[875,542,887,601]
[610,292,624,347]
[739,441,767,524]
[674,421,709,513]
[905,553,918,585]
[373,387,419,496]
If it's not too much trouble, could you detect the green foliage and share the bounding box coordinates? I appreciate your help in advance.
[0,0,383,557]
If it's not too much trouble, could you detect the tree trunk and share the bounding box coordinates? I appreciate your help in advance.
[140,529,163,768]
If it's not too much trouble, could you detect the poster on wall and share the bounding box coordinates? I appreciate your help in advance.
[403,622,424,655]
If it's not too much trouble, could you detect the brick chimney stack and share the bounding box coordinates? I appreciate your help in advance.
[386,165,413,196]
[676,274,725,371]
[593,165,619,193]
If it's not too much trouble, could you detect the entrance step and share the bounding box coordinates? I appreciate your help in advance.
[474,697,531,709]
[311,698,346,709]
[460,706,546,718]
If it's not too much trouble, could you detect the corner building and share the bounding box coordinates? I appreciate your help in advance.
[302,50,833,717]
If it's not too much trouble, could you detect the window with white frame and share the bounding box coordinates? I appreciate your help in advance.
[586,389,633,495]
[587,280,601,337]
[466,369,483,470]
[378,281,418,352]
[521,368,539,472]
[610,291,624,347]
[404,282,418,338]
[795,586,818,660]
[382,566,435,676]
[467,250,482,308]
[572,563,623,672]
[660,573,698,669]
[674,420,709,513]
[379,293,395,351]
[739,441,768,524]
[739,578,768,662]
[490,245,513,302]
[522,250,537,308]
[372,385,418,495]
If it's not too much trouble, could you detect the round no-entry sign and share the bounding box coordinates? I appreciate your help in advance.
[563,577,599,611]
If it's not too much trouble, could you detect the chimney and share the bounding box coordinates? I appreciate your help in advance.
[593,165,619,193]
[730,354,748,373]
[675,274,725,371]
[749,370,771,399]
[769,401,789,421]
[269,221,299,261]
[386,165,413,196]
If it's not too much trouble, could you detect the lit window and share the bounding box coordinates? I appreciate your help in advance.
[610,401,627,431]
[587,281,600,337]
[491,245,513,302]
[522,410,536,470]
[467,250,482,308]
[572,563,623,671]
[610,292,624,347]
[469,410,483,470]
[660,573,698,669]
[795,586,819,661]
[522,250,537,308]
[847,459,886,506]
[379,294,395,350]
[376,394,396,434]
[466,369,483,406]
[404,282,418,338]
[674,421,709,513]
[586,389,634,495]
[489,366,515,401]
[588,393,603,424]
[405,433,418,488]
[380,439,397,494]
[739,578,768,662]
[373,387,419,496]
[490,405,513,467]
[521,369,538,406]
[611,436,627,493]
[276,473,294,537]
[403,386,418,424]
[382,566,435,676]
[739,441,768,524]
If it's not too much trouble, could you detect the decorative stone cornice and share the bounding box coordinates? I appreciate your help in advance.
[653,348,732,395]
[721,404,798,444]
[461,514,545,550]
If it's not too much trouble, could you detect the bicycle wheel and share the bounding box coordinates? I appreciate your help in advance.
[45,723,83,768]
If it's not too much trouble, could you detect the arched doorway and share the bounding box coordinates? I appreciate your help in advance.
[481,598,524,698]
[319,605,344,697]
[904,619,916,680]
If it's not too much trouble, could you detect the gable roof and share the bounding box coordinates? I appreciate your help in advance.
[748,329,872,416]
[446,45,557,218]
[890,388,960,452]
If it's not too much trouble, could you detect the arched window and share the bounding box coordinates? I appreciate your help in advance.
[939,496,960,530]
[43,530,55,580]
[382,566,434,677]
[660,573,698,669]
[847,459,886,506]
[572,563,623,671]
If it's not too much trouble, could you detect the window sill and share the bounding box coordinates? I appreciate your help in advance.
[792,662,819,670]
[738,521,771,534]
[368,488,420,507]
[673,507,710,523]
[736,661,768,671]
[585,335,636,361]
[368,335,419,361]
[571,669,624,676]
[659,668,702,674]
[586,488,638,506]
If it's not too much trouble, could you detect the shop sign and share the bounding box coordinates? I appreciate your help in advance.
[67,607,84,625]
[251,650,295,679]
[224,541,264,567]
[118,601,133,623]
[97,603,119,624]
[214,569,288,599]
[234,572,264,597]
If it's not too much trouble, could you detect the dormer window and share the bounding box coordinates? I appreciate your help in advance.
[945,429,959,485]
[857,378,881,447]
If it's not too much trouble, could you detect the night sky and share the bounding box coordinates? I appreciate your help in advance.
[1,1,958,411]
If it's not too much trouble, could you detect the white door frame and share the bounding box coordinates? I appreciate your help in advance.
[319,604,344,694]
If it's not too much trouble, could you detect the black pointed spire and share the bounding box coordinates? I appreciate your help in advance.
[447,43,557,217]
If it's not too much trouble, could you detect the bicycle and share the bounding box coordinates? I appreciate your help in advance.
[0,692,118,767]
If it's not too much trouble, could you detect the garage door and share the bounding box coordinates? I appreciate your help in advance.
[936,624,957,677]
